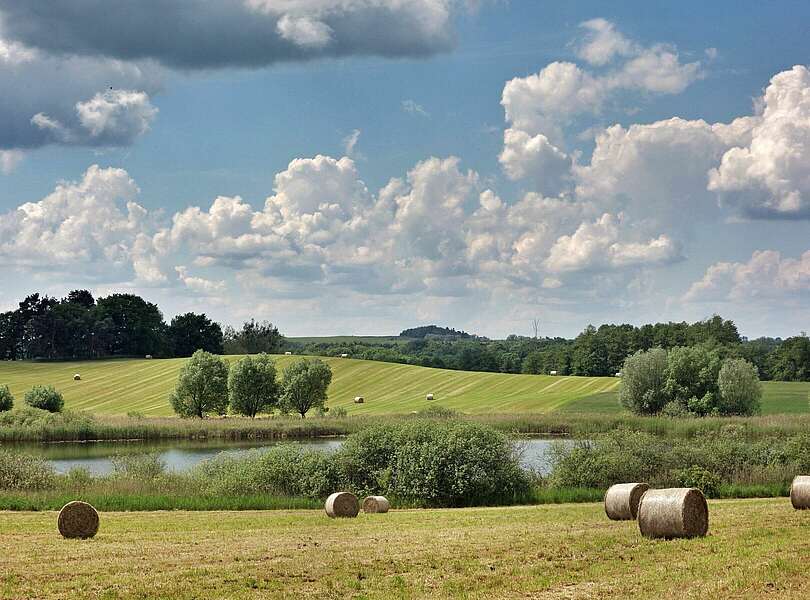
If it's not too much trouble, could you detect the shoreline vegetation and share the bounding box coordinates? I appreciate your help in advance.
[1,416,806,512]
[3,408,810,443]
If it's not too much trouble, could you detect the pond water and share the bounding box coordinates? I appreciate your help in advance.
[3,437,580,476]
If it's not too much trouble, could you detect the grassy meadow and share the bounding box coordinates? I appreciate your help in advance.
[0,356,622,416]
[1,499,807,599]
[1,355,807,417]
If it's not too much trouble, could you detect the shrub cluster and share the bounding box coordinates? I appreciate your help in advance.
[0,385,13,412]
[23,385,64,413]
[619,346,762,416]
[0,450,55,490]
[193,420,532,507]
[548,427,810,496]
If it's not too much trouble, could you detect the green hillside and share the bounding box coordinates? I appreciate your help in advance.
[0,356,620,416]
[0,356,804,416]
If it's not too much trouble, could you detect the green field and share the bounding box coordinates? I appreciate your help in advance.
[0,356,807,417]
[0,498,807,599]
[0,356,622,416]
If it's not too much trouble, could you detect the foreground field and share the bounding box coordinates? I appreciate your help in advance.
[0,499,807,599]
[0,357,621,416]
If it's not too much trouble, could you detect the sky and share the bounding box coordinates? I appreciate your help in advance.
[1,1,809,340]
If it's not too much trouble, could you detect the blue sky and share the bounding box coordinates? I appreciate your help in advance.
[1,1,809,339]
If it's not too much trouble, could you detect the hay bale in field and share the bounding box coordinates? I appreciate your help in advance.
[325,492,359,518]
[362,495,390,513]
[604,482,649,520]
[145,355,153,359]
[340,353,349,358]
[790,476,810,509]
[57,501,99,539]
[284,351,292,356]
[637,488,708,539]
[73,374,81,381]
[354,396,364,404]
[426,393,434,401]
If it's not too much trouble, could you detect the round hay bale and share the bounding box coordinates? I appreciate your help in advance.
[325,492,359,518]
[604,482,649,520]
[362,495,390,514]
[638,488,708,539]
[73,374,81,381]
[426,393,434,401]
[790,476,810,509]
[57,501,99,539]
[354,396,364,404]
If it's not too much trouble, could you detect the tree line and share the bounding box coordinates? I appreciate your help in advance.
[0,291,282,361]
[293,316,810,382]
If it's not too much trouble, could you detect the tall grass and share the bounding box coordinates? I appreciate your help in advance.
[4,408,810,443]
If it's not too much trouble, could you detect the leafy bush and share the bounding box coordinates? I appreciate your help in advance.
[675,465,721,497]
[24,385,64,413]
[548,428,809,490]
[620,346,761,416]
[619,348,668,414]
[717,358,762,415]
[338,420,532,507]
[0,450,55,490]
[0,385,13,412]
[170,350,230,418]
[416,405,460,419]
[111,453,167,480]
[193,444,340,499]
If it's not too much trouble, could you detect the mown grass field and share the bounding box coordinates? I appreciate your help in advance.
[0,498,807,599]
[0,356,807,416]
[0,356,622,416]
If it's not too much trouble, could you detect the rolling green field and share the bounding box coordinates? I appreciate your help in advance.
[0,356,806,416]
[0,499,807,599]
[0,356,622,416]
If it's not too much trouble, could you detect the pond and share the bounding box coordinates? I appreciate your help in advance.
[3,437,581,476]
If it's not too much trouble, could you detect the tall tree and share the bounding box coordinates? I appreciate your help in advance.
[280,358,332,418]
[168,313,224,357]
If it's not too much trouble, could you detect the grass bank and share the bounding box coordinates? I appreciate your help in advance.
[1,499,807,599]
[5,408,810,443]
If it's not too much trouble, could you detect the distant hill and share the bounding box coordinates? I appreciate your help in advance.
[399,325,474,339]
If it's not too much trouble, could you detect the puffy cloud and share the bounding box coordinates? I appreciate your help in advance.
[30,89,158,147]
[0,1,463,70]
[708,65,810,219]
[0,42,163,150]
[685,250,810,301]
[502,21,703,140]
[0,165,151,278]
[573,117,757,231]
[544,213,680,273]
[499,128,571,195]
[276,15,333,48]
[576,18,634,66]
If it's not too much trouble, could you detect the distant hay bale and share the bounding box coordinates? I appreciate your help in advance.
[638,488,708,539]
[340,353,349,358]
[73,374,81,381]
[790,476,810,509]
[145,355,153,359]
[325,492,359,518]
[57,501,99,539]
[604,482,649,520]
[615,372,622,377]
[284,351,292,355]
[354,396,364,404]
[549,370,557,376]
[362,495,390,513]
[426,393,434,401]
